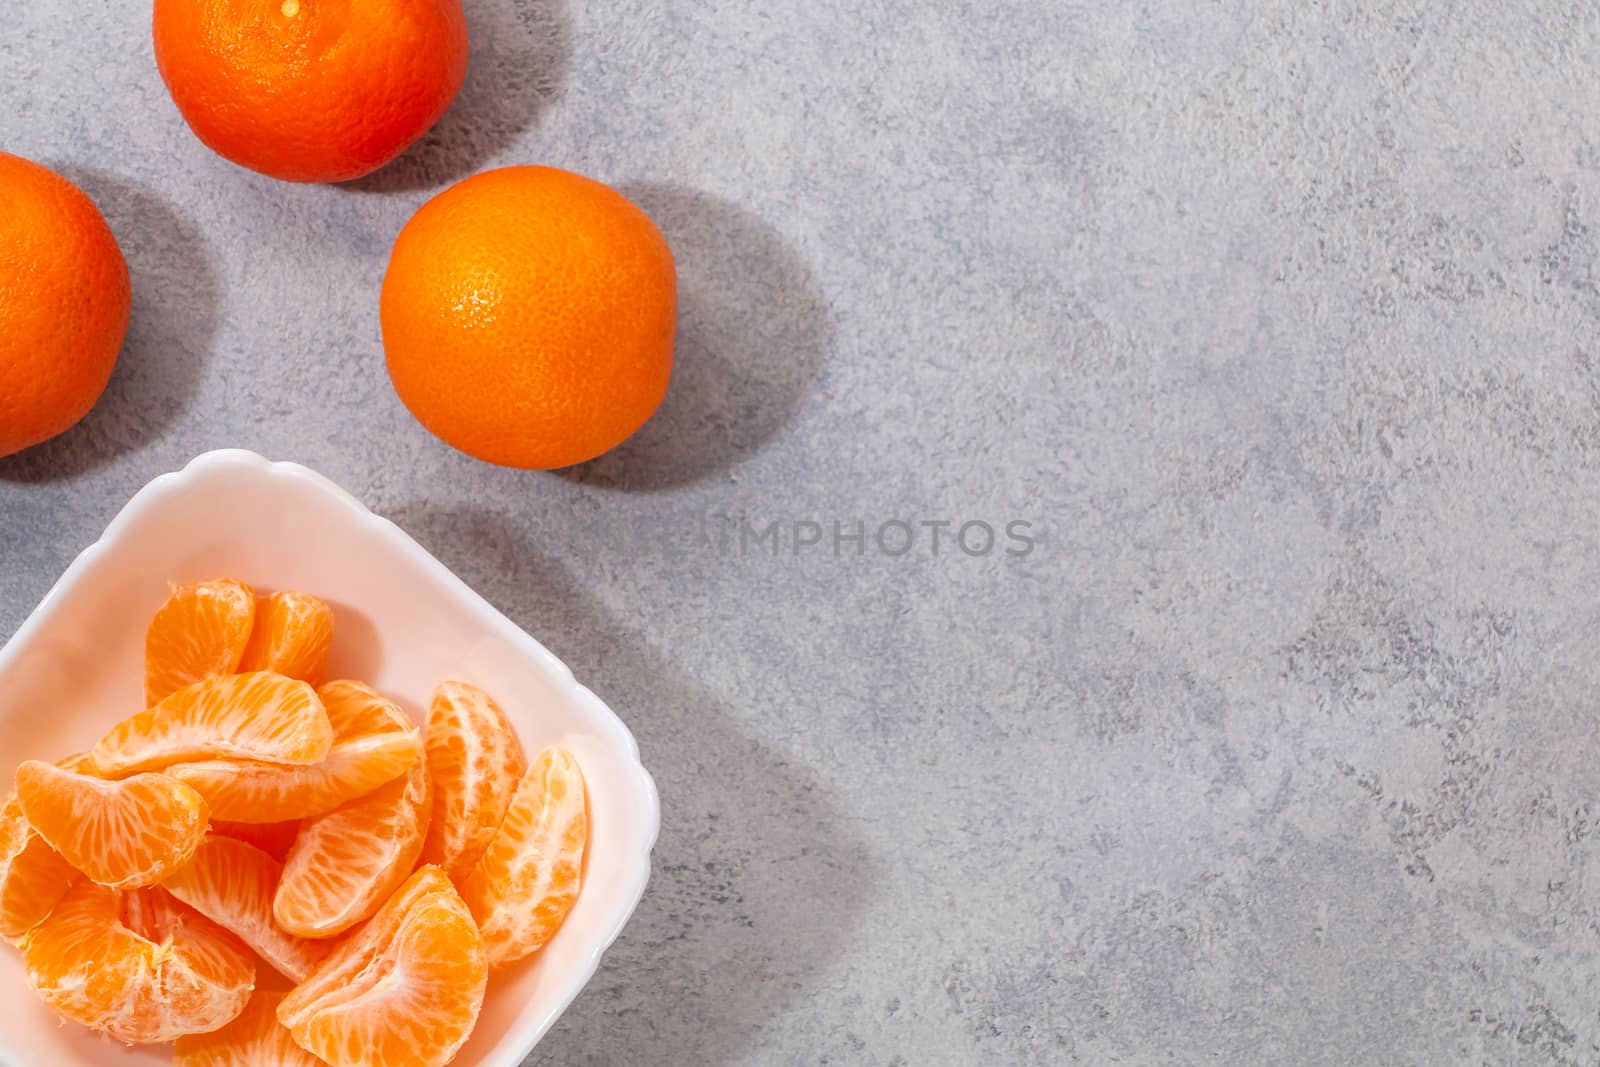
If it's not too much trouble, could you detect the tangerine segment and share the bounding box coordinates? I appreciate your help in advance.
[275,760,430,939]
[461,747,588,969]
[278,867,487,1067]
[319,679,419,738]
[146,579,257,705]
[15,760,207,889]
[421,681,526,879]
[169,681,421,822]
[90,672,333,778]
[177,989,324,1067]
[240,591,335,686]
[163,836,329,983]
[212,819,300,861]
[0,792,77,941]
[22,882,254,1043]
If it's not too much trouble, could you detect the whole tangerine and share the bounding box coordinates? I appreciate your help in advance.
[0,153,131,459]
[381,166,677,470]
[152,0,469,183]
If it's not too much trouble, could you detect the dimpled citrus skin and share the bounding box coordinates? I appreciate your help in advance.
[381,166,678,469]
[152,0,469,183]
[0,153,130,458]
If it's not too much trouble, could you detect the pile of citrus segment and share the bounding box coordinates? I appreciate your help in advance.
[0,578,589,1066]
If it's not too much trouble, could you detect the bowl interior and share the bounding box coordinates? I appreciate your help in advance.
[0,453,656,1067]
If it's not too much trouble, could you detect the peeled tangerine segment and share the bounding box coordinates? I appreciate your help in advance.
[22,882,255,1044]
[278,867,488,1067]
[169,680,421,822]
[176,989,324,1067]
[274,759,431,939]
[240,590,335,686]
[15,760,207,890]
[461,746,588,969]
[146,578,257,706]
[421,680,527,879]
[0,791,77,942]
[163,835,329,983]
[90,671,333,778]
[211,818,301,861]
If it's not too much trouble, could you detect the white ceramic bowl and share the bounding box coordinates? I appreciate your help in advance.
[0,450,659,1067]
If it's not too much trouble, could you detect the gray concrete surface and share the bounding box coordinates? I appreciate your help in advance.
[6,1,1600,1063]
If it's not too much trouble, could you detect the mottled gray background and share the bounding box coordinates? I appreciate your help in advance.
[6,1,1600,1064]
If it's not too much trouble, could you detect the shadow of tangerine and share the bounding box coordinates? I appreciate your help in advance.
[340,0,572,194]
[384,503,875,1065]
[321,600,387,701]
[556,183,834,492]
